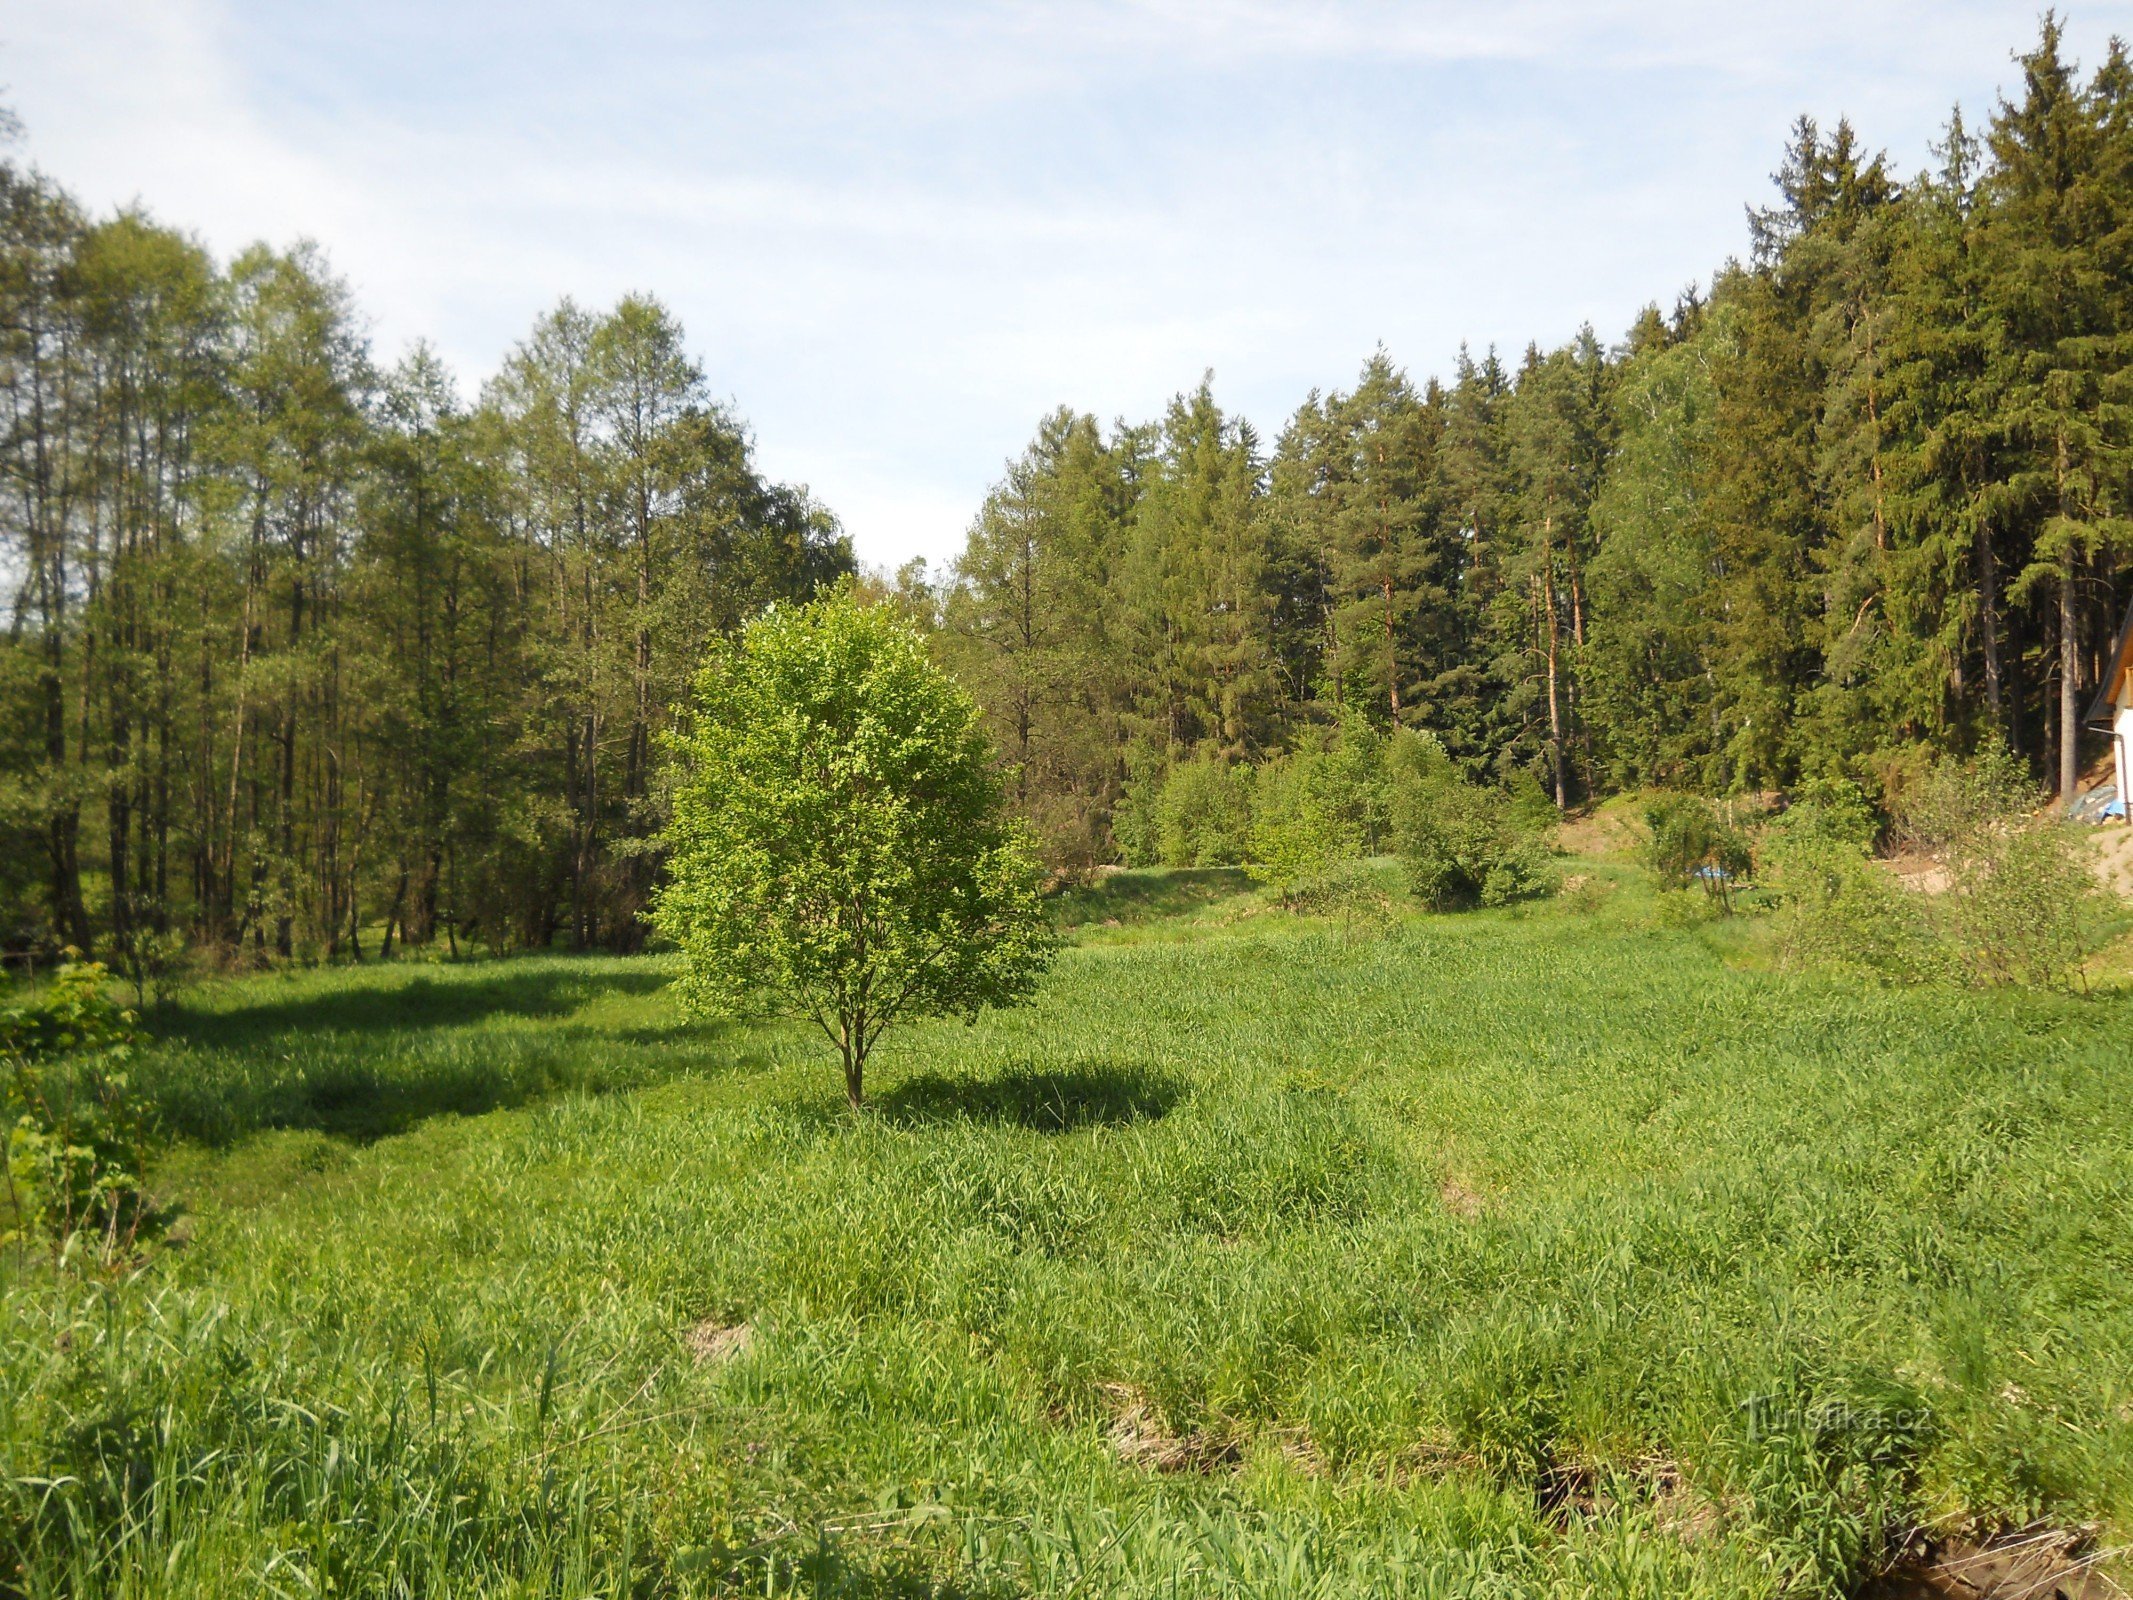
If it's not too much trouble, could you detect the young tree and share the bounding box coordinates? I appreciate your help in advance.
[653,592,1055,1109]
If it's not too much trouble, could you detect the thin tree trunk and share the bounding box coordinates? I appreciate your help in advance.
[2059,541,2079,805]
[1539,515,1567,809]
[2057,427,2078,805]
[1973,490,2004,733]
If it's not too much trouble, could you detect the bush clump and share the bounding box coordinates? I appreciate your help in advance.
[1761,779,1943,979]
[1155,755,1256,868]
[1897,752,2109,990]
[1642,793,1752,912]
[1389,732,1558,910]
[1763,755,2110,991]
[3,960,162,1266]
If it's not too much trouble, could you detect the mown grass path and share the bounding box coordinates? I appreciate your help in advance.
[5,873,2131,1597]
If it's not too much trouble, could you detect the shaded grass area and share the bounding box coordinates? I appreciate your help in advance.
[1049,866,1257,934]
[134,955,765,1144]
[5,879,2133,1597]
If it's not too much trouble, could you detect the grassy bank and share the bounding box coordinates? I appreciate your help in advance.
[4,869,2131,1597]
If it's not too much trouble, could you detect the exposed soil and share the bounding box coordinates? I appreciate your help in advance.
[1882,855,1953,895]
[687,1318,753,1366]
[2089,826,2133,899]
[1098,1382,1240,1473]
[1439,1174,1487,1220]
[1555,806,1644,860]
[1859,1526,2122,1599]
[1538,1455,1717,1541]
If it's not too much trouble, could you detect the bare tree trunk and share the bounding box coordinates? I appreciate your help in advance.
[2057,427,2078,806]
[2059,541,2079,805]
[1973,496,2004,733]
[840,1024,866,1111]
[1539,515,1567,809]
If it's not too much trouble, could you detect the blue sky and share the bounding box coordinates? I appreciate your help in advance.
[11,2,2133,569]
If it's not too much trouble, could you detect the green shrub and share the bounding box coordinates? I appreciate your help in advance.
[1888,745,2033,856]
[1311,716,1393,852]
[1769,761,2108,992]
[2,960,161,1265]
[1761,787,1941,981]
[1154,755,1255,867]
[651,593,1055,1109]
[1900,753,2106,990]
[1249,718,1397,903]
[1642,794,1751,912]
[100,925,189,1010]
[1250,753,1338,903]
[1944,818,2109,991]
[1111,764,1163,866]
[1389,732,1558,910]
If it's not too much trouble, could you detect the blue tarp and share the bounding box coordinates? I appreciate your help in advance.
[2066,782,2124,824]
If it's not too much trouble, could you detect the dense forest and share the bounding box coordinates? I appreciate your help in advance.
[0,115,851,963]
[6,18,2132,958]
[932,19,2133,870]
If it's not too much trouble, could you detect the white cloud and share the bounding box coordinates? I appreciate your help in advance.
[9,0,2133,571]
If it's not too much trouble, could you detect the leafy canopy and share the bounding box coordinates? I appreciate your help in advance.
[652,592,1055,1107]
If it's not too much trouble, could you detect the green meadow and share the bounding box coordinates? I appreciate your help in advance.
[6,866,2133,1598]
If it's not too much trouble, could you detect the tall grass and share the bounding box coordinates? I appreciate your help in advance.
[5,871,2131,1595]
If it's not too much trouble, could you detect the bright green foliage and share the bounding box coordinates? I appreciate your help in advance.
[1247,722,1395,902]
[2,960,157,1264]
[1642,796,1753,912]
[1247,755,1338,901]
[1888,746,2037,855]
[8,890,2133,1594]
[0,150,850,964]
[1943,820,2109,989]
[1583,308,1731,790]
[1762,782,1939,979]
[653,593,1055,1108]
[1769,758,2111,990]
[1149,755,1255,868]
[1893,753,2111,989]
[1390,732,1558,909]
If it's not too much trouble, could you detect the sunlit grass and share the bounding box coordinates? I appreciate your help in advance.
[5,870,2132,1596]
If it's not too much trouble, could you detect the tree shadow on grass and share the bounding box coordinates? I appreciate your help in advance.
[1050,867,1255,930]
[135,962,776,1148]
[159,962,672,1051]
[878,1061,1183,1134]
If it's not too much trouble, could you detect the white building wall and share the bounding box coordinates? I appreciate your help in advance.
[2118,699,2133,823]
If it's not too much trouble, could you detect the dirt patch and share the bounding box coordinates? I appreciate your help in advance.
[1860,1525,2120,1599]
[1882,855,1953,896]
[1385,1432,1485,1485]
[1556,806,1645,861]
[1538,1455,1716,1537]
[1098,1382,1240,1473]
[1439,1174,1487,1220]
[1268,1423,1327,1476]
[2088,827,2133,900]
[686,1318,753,1366]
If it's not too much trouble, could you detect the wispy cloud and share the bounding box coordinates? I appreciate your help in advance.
[9,0,2133,566]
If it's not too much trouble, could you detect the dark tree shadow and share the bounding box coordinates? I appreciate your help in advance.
[159,963,672,1050]
[136,961,762,1147]
[1050,866,1255,930]
[878,1061,1183,1133]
